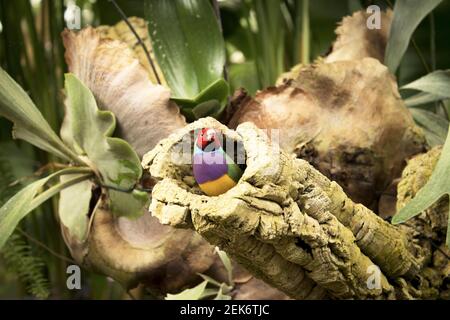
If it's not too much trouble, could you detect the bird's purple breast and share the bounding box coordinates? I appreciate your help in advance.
[193,151,228,184]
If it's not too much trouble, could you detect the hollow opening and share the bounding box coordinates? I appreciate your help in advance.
[167,129,248,197]
[295,237,313,257]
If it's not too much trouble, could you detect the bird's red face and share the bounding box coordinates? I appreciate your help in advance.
[197,128,220,150]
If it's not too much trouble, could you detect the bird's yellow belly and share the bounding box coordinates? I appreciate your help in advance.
[199,174,237,196]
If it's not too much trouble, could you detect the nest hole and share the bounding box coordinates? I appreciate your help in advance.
[295,238,313,257]
[168,129,248,196]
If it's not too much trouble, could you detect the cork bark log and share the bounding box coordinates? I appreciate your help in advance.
[143,118,447,299]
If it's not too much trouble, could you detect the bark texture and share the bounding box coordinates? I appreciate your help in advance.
[143,118,446,299]
[396,147,449,299]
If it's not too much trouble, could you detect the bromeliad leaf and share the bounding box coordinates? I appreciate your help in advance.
[385,0,443,73]
[410,108,449,147]
[392,125,450,246]
[0,168,92,250]
[145,0,229,117]
[0,68,81,163]
[145,0,225,99]
[64,74,148,217]
[401,70,450,99]
[179,78,229,121]
[404,92,444,108]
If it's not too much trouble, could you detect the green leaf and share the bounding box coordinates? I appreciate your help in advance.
[300,0,310,65]
[229,61,260,96]
[145,0,226,100]
[216,247,233,286]
[392,124,450,247]
[252,0,286,87]
[174,78,230,120]
[165,280,208,300]
[0,168,92,250]
[178,78,230,121]
[401,70,450,98]
[58,174,94,242]
[410,108,449,146]
[347,0,363,12]
[0,68,80,163]
[197,273,222,288]
[191,100,222,120]
[404,92,445,108]
[385,0,443,73]
[64,74,148,217]
[214,284,233,300]
[179,78,229,107]
[109,189,149,219]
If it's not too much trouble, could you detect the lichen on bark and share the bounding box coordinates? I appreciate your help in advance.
[143,118,441,299]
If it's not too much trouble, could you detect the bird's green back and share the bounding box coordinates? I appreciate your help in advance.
[225,152,243,183]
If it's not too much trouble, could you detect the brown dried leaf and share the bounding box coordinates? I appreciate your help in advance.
[62,26,186,157]
[96,17,166,86]
[276,10,393,85]
[325,10,393,64]
[230,58,426,208]
[85,202,215,292]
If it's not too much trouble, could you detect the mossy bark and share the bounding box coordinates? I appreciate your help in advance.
[143,118,447,299]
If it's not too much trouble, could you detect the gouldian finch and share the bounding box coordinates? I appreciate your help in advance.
[193,128,243,196]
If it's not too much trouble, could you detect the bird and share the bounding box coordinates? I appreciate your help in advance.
[193,128,243,196]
